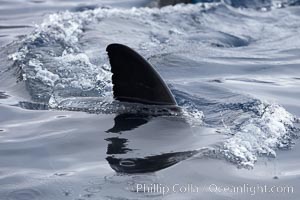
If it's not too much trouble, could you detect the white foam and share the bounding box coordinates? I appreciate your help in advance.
[28,59,59,87]
[223,102,297,168]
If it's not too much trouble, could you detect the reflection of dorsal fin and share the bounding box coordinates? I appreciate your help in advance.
[106,43,177,105]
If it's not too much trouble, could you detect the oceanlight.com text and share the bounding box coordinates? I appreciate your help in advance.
[135,183,294,196]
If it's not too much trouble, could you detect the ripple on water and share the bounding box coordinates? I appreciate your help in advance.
[84,185,102,193]
[6,189,42,200]
[52,171,75,177]
[55,115,67,118]
[0,91,9,99]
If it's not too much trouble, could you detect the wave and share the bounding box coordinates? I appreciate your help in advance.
[174,89,299,167]
[154,0,300,9]
[4,2,300,168]
[5,3,255,103]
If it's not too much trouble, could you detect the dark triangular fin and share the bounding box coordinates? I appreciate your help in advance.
[106,43,177,105]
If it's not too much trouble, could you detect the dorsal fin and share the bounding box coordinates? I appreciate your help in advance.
[106,43,177,105]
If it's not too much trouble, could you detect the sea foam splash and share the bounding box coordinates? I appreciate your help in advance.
[174,88,299,167]
[221,101,298,168]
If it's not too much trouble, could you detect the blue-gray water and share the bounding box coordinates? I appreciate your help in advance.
[0,0,300,199]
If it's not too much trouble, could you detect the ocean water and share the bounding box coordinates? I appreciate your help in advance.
[0,0,300,199]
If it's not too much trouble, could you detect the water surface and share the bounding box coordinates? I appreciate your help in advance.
[0,0,300,199]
